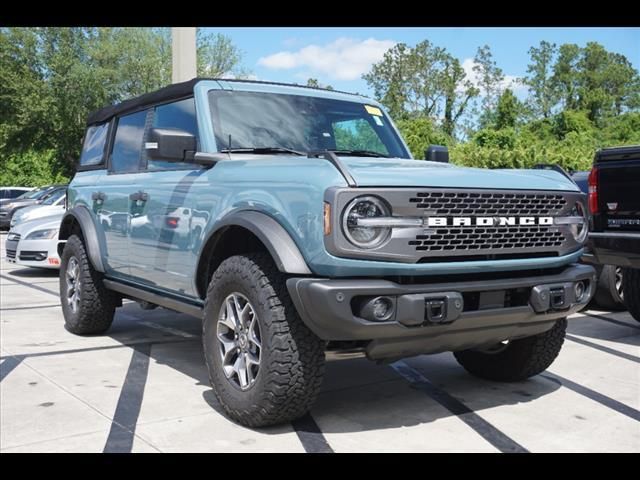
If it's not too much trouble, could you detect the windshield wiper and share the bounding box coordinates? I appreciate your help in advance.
[328,149,389,158]
[220,147,306,156]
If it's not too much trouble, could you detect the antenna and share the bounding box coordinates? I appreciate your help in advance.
[227,134,232,160]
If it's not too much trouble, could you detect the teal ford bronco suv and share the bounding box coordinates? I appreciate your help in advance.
[58,78,596,427]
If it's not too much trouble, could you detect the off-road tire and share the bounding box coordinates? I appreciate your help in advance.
[622,268,640,322]
[60,234,117,335]
[593,265,626,311]
[453,318,567,382]
[202,253,325,427]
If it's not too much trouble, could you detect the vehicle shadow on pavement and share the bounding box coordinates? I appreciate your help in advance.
[5,267,59,278]
[105,303,563,434]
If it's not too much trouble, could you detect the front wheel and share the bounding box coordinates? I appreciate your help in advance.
[202,253,326,427]
[453,318,567,382]
[622,268,640,322]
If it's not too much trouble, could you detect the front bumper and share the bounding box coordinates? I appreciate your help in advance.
[589,232,640,268]
[287,263,596,360]
[4,237,60,269]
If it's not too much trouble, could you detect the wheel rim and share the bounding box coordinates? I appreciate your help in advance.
[615,267,624,301]
[65,256,81,314]
[216,293,262,391]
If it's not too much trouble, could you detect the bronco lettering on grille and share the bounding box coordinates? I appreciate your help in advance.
[426,216,554,227]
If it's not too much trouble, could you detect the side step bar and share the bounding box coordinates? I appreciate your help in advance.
[103,279,203,318]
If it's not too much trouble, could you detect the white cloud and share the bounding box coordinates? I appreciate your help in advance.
[461,58,525,96]
[258,37,397,81]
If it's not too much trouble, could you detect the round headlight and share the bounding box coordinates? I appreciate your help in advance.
[570,201,588,244]
[342,196,391,249]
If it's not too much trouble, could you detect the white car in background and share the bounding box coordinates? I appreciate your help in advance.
[10,188,66,229]
[5,214,63,269]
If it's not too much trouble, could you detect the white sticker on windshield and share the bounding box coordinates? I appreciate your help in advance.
[322,132,331,137]
[373,116,383,126]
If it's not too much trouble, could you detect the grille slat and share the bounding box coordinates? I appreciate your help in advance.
[6,249,16,259]
[409,191,566,216]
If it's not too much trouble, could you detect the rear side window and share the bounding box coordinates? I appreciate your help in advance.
[111,110,149,174]
[79,123,109,167]
[147,97,199,171]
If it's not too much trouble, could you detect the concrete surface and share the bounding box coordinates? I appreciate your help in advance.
[1,232,638,452]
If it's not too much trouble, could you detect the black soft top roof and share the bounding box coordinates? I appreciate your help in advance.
[86,77,362,126]
[86,78,199,125]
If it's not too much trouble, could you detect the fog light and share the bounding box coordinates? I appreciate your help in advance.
[574,281,586,302]
[359,296,395,322]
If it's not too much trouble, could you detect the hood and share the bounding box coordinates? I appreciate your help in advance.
[339,157,580,192]
[11,204,65,225]
[0,198,38,209]
[12,213,63,236]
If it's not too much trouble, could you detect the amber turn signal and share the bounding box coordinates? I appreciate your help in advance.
[324,202,331,236]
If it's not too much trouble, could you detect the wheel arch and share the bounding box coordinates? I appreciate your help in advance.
[195,211,311,299]
[58,206,106,273]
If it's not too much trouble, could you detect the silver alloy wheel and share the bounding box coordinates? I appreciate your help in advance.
[615,267,624,301]
[65,256,81,314]
[216,293,262,390]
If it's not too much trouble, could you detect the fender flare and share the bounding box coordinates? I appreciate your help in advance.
[58,206,106,272]
[202,211,312,275]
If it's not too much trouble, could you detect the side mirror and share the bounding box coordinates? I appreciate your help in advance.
[425,145,449,163]
[146,128,197,162]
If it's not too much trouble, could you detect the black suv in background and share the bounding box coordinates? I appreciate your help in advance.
[586,145,640,321]
[572,170,625,311]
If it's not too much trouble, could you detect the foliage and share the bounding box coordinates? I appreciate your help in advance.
[0,149,69,186]
[0,27,247,185]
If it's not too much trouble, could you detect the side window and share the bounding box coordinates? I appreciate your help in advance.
[79,123,109,167]
[147,97,199,171]
[110,110,148,174]
[332,118,388,155]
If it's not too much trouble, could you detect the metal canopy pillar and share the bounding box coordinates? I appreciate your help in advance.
[172,27,197,83]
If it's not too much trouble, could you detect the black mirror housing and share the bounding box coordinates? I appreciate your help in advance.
[146,128,197,162]
[425,145,449,163]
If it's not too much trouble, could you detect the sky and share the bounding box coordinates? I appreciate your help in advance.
[203,27,640,98]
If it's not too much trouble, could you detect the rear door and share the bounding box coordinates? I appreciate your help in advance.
[96,110,147,279]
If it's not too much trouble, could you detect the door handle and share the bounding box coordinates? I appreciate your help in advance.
[91,191,106,203]
[129,191,149,202]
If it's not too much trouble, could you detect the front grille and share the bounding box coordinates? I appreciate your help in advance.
[409,191,567,216]
[6,249,16,259]
[410,226,566,253]
[326,187,584,264]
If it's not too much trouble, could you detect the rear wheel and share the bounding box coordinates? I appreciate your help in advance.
[454,318,567,381]
[593,265,626,311]
[202,253,325,427]
[60,235,117,335]
[622,268,640,322]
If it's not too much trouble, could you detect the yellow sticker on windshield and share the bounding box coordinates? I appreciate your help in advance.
[365,105,383,116]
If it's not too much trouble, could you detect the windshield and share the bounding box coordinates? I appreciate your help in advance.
[17,187,47,200]
[208,90,410,159]
[41,189,65,205]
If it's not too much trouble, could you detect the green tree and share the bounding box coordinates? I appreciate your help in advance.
[473,44,505,124]
[494,89,522,130]
[197,30,247,78]
[524,41,558,119]
[552,43,581,111]
[441,54,479,137]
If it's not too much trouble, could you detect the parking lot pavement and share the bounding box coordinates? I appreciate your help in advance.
[1,231,639,452]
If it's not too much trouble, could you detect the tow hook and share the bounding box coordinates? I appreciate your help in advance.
[530,280,592,313]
